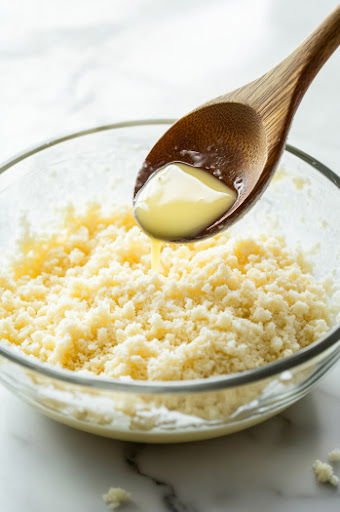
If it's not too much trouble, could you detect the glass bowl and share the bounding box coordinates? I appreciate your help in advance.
[0,120,339,443]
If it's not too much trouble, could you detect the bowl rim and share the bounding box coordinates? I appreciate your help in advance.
[0,119,339,395]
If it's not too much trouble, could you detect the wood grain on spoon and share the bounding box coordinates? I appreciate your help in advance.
[134,6,340,242]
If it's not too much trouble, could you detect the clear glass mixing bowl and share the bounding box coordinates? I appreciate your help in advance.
[0,120,339,443]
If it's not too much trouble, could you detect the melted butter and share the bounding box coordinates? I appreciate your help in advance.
[134,163,236,242]
[150,238,162,272]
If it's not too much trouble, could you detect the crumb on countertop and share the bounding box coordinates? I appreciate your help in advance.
[103,487,131,510]
[313,459,339,486]
[328,448,340,462]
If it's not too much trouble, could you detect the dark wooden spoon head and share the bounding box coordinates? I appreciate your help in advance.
[134,102,267,241]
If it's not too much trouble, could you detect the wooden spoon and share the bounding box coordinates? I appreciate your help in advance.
[134,6,340,242]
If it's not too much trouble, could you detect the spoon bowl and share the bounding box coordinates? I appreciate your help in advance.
[135,103,267,240]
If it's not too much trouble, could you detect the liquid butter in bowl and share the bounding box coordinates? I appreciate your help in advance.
[0,120,339,443]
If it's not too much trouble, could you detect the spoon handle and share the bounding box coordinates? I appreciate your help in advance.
[256,5,340,121]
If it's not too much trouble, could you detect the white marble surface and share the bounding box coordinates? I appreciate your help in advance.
[0,0,339,511]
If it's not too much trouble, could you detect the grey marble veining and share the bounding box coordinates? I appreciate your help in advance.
[0,0,339,511]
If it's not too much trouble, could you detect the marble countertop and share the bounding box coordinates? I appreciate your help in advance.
[0,0,339,510]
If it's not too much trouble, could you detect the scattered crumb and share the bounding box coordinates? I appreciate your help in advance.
[103,487,131,510]
[313,459,339,486]
[310,242,321,254]
[328,449,340,462]
[272,169,309,190]
[272,167,288,183]
[292,176,309,190]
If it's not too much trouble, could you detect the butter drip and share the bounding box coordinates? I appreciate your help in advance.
[150,238,162,272]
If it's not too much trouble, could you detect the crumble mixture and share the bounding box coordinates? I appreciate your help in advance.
[0,204,331,381]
